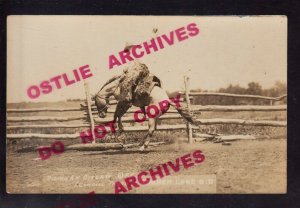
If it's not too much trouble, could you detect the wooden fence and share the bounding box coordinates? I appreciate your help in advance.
[6,77,287,146]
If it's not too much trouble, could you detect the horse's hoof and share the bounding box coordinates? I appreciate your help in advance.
[139,146,145,152]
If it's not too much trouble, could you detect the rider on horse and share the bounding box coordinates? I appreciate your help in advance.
[119,61,150,107]
[118,43,161,108]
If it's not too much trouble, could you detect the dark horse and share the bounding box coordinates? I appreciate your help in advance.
[94,75,200,151]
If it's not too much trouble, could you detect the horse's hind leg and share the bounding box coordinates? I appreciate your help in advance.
[139,118,156,151]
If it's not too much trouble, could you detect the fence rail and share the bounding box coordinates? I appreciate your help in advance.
[7,107,82,113]
[7,117,286,130]
[179,92,287,101]
[7,105,287,118]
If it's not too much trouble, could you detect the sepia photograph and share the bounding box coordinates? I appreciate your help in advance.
[6,15,287,194]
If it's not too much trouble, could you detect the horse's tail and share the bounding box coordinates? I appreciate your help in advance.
[170,102,201,126]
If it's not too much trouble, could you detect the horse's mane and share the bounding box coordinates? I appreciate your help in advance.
[100,75,122,91]
[99,73,161,92]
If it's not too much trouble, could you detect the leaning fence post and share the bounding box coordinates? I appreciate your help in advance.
[184,76,193,143]
[84,80,96,144]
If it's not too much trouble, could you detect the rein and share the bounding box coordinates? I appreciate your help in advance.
[95,79,122,113]
[95,94,109,112]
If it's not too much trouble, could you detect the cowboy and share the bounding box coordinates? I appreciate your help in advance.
[119,61,150,106]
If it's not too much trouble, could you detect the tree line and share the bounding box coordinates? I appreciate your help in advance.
[191,81,287,105]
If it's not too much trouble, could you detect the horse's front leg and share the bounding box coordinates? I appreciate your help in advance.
[112,101,131,143]
[113,114,124,134]
[139,118,156,151]
[111,114,124,143]
[112,116,127,145]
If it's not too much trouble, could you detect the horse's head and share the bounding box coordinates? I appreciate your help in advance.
[94,75,122,118]
[94,94,109,118]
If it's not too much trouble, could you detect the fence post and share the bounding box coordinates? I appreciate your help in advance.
[184,76,193,143]
[84,80,96,144]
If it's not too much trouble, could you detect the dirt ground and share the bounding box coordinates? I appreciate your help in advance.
[6,137,286,194]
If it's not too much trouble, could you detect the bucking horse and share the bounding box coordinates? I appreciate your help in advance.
[93,68,200,151]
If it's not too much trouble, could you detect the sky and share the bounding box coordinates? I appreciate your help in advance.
[7,16,287,103]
